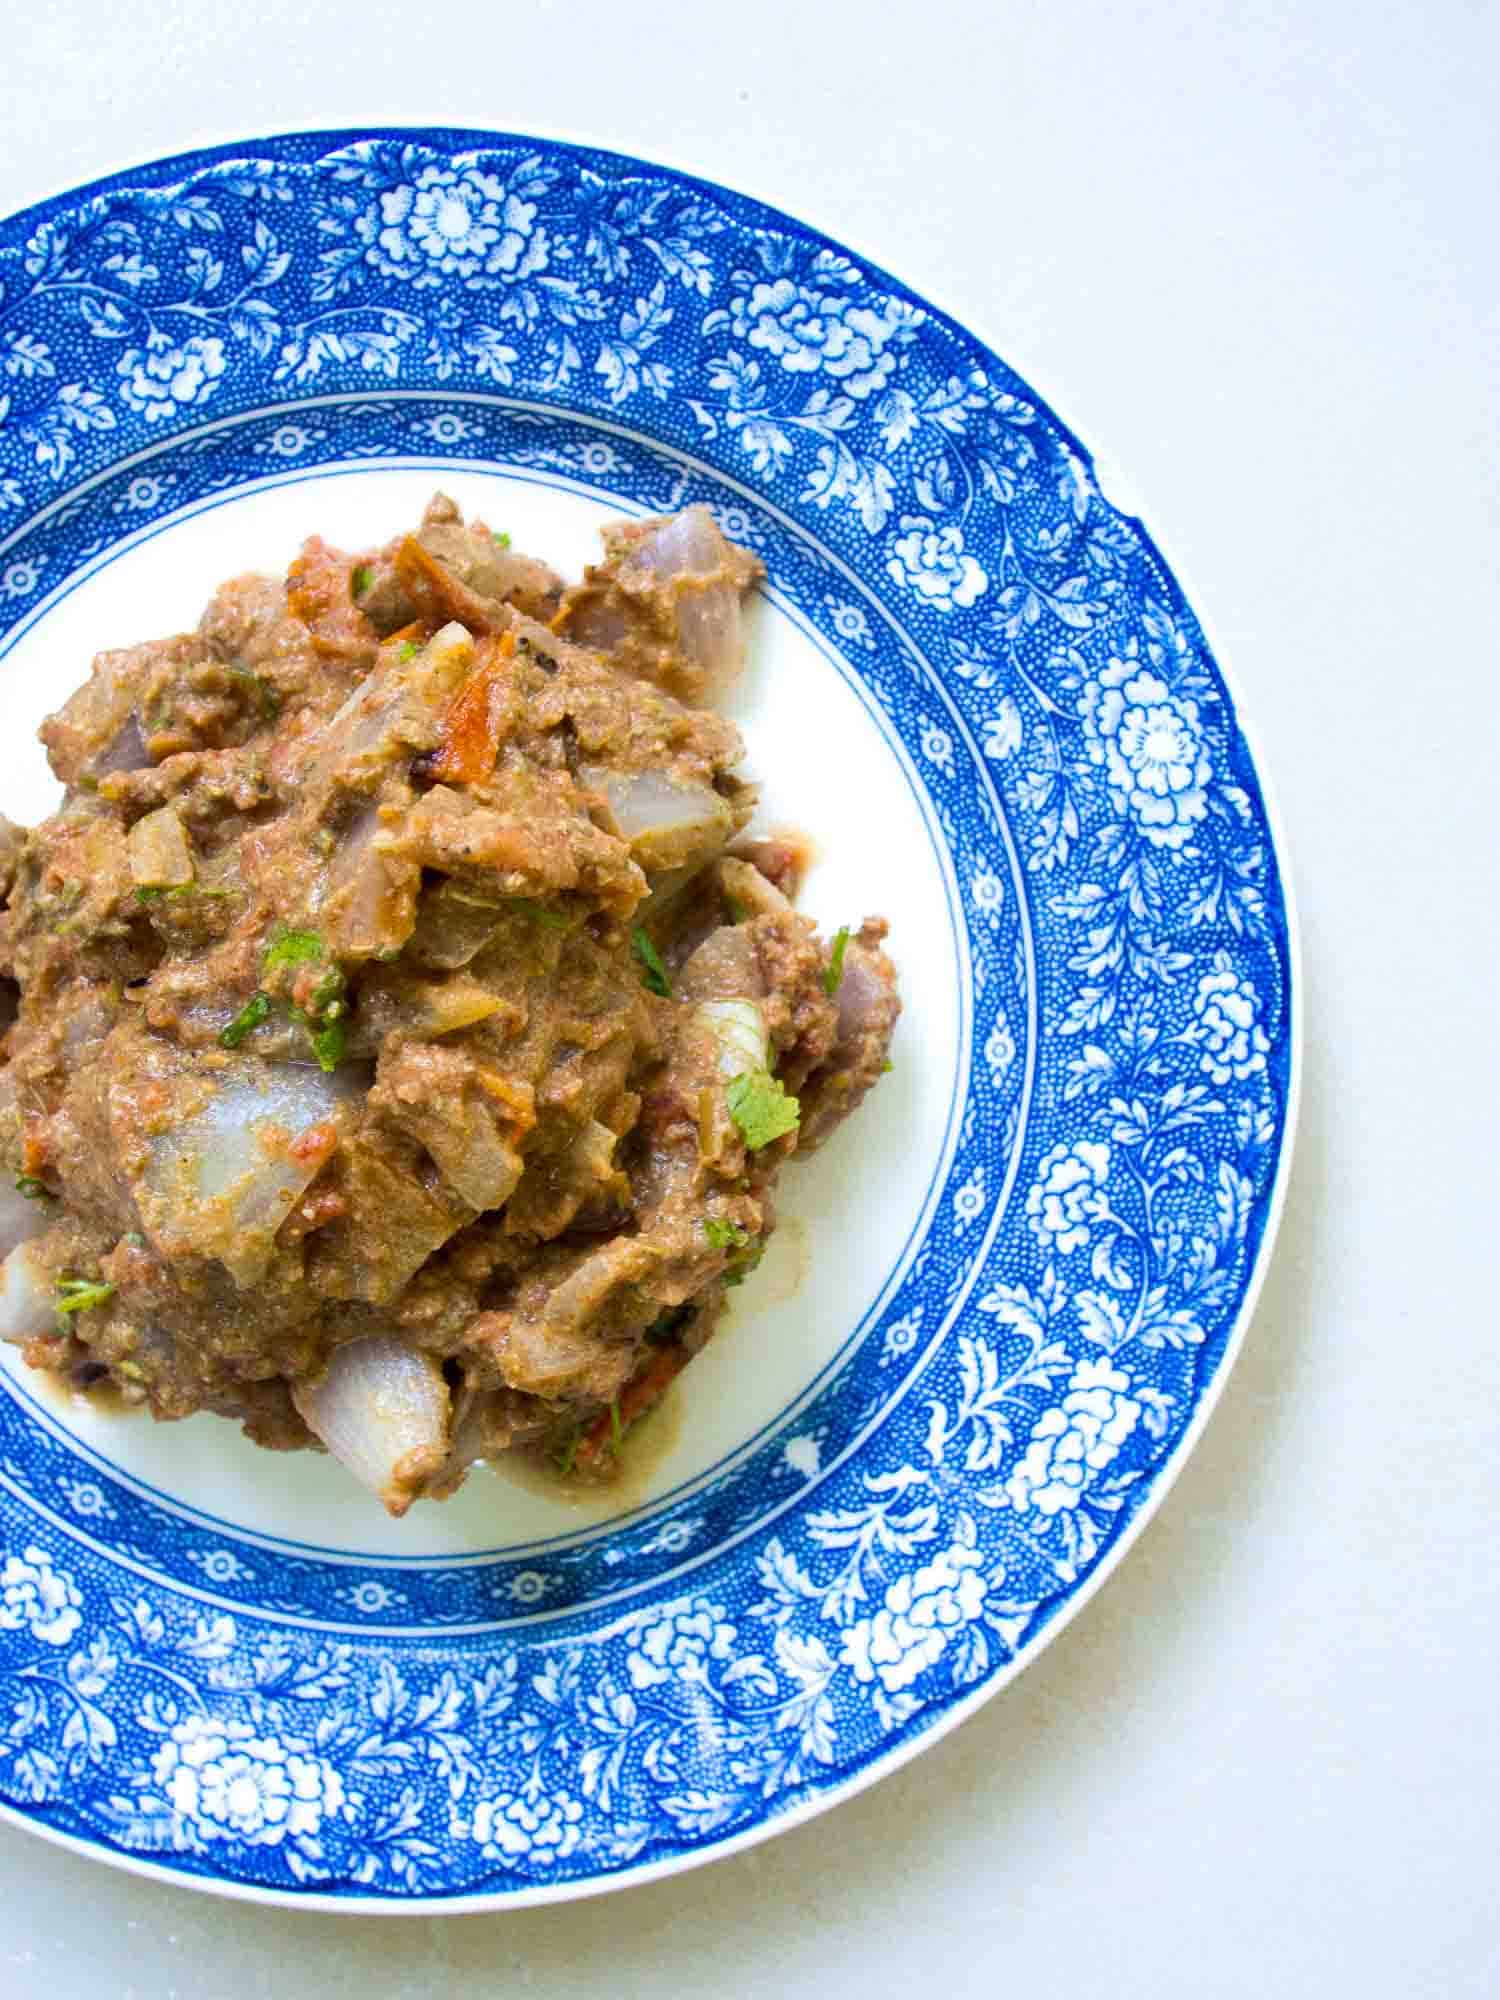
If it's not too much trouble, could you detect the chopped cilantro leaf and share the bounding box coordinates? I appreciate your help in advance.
[881,1059,893,1074]
[726,1071,800,1150]
[552,1425,581,1476]
[55,1277,115,1315]
[14,1176,50,1202]
[492,531,512,551]
[704,1218,751,1251]
[219,993,271,1048]
[308,1016,346,1073]
[228,665,281,720]
[351,564,373,599]
[631,927,672,997]
[291,960,348,1068]
[514,899,570,931]
[823,926,851,995]
[309,966,346,1017]
[262,928,323,974]
[398,639,420,662]
[724,1243,767,1288]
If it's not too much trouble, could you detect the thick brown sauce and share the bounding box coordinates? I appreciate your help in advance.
[20,1217,806,1515]
[483,1377,687,1514]
[24,1365,134,1420]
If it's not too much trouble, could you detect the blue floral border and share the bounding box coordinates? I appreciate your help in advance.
[0,132,1292,1903]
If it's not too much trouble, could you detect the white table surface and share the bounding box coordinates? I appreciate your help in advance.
[1,1,1497,1993]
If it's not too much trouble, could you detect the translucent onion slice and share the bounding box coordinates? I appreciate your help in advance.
[695,999,768,1078]
[632,506,726,584]
[629,507,746,691]
[581,766,733,875]
[93,714,149,777]
[834,948,886,1045]
[142,1061,367,1287]
[293,1335,450,1516]
[675,588,743,692]
[314,802,420,961]
[717,854,792,921]
[0,1181,51,1261]
[127,805,194,887]
[0,1241,55,1347]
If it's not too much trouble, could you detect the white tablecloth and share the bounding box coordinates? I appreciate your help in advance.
[1,1,1496,1992]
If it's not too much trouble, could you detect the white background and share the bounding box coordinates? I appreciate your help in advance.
[1,0,1497,1993]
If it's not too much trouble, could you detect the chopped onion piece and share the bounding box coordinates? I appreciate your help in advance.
[582,766,733,875]
[423,1111,523,1215]
[565,598,628,652]
[695,999,768,1079]
[127,806,194,887]
[585,767,726,840]
[309,620,475,794]
[407,879,505,970]
[631,505,726,583]
[718,854,792,920]
[675,586,743,690]
[0,1180,51,1261]
[629,508,746,691]
[0,1241,54,1347]
[834,949,885,1044]
[293,1336,450,1516]
[316,803,418,960]
[143,1061,366,1287]
[93,714,149,777]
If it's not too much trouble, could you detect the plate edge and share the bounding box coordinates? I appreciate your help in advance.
[0,125,1303,1915]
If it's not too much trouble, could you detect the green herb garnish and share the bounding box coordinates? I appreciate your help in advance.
[351,564,373,599]
[55,1277,116,1315]
[14,1176,50,1202]
[726,1071,800,1150]
[724,1244,767,1288]
[823,926,851,996]
[491,531,512,551]
[219,993,271,1048]
[514,899,570,931]
[631,927,672,998]
[398,639,420,663]
[704,1218,751,1251]
[262,928,323,974]
[309,967,346,1016]
[308,1016,346,1073]
[229,666,281,720]
[881,1059,893,1074]
[288,964,349,1070]
[227,936,349,1066]
[135,883,230,904]
[705,1216,763,1285]
[553,1426,581,1476]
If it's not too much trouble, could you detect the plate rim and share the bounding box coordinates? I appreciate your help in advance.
[0,125,1301,1912]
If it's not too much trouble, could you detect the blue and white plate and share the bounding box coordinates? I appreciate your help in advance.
[0,131,1297,1909]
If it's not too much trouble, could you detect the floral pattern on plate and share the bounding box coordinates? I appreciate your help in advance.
[0,131,1294,1905]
